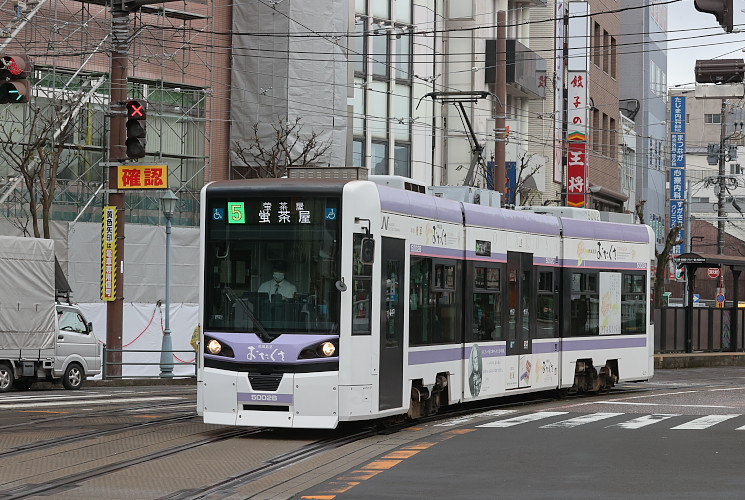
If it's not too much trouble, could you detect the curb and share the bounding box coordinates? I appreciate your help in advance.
[655,353,745,369]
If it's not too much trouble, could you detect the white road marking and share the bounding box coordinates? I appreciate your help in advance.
[541,412,624,428]
[435,409,516,427]
[671,414,740,430]
[0,396,182,409]
[477,411,568,428]
[597,401,738,409]
[609,414,679,429]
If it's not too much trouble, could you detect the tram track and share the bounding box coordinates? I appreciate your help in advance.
[0,391,195,431]
[1,412,198,458]
[0,427,264,500]
[160,428,380,500]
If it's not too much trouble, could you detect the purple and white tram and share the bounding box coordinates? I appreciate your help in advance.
[197,176,654,429]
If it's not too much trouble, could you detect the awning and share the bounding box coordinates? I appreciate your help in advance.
[677,251,745,272]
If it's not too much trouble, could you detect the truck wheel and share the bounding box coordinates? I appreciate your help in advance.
[0,363,14,392]
[62,363,84,390]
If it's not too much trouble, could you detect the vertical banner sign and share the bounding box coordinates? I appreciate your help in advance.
[506,161,517,205]
[554,0,566,184]
[101,206,117,301]
[566,2,590,208]
[670,96,686,254]
[567,142,588,206]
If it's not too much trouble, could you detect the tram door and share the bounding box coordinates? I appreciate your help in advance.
[506,251,534,388]
[378,237,405,410]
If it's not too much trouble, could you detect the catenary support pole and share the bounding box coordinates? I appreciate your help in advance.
[106,7,129,377]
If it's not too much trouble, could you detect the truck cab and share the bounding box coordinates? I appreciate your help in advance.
[54,304,101,389]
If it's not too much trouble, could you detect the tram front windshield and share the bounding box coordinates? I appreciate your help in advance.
[204,195,340,337]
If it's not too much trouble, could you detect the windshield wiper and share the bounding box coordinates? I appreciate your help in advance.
[224,286,273,343]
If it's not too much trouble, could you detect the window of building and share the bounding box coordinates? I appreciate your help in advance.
[371,142,388,174]
[602,30,610,73]
[394,143,410,177]
[352,79,366,135]
[593,22,601,67]
[371,26,389,77]
[396,0,412,23]
[395,31,411,81]
[610,117,617,159]
[352,22,366,75]
[352,139,364,167]
[610,37,617,78]
[592,108,601,153]
[705,113,721,124]
[602,113,609,156]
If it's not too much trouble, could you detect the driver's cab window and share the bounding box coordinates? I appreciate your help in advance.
[58,310,87,334]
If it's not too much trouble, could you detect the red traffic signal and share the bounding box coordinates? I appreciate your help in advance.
[125,100,147,159]
[694,0,734,33]
[126,100,146,120]
[0,55,31,104]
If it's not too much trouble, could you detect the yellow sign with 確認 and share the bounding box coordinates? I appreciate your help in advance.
[117,165,168,189]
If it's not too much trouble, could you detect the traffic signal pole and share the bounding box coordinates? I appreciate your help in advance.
[717,99,726,255]
[106,7,129,377]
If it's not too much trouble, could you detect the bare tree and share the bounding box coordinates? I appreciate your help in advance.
[232,117,331,179]
[514,151,542,206]
[636,200,683,307]
[0,95,85,239]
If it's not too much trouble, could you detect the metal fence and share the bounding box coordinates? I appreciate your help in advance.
[654,307,745,353]
[101,347,197,379]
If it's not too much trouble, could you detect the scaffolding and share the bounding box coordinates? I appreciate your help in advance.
[0,0,221,228]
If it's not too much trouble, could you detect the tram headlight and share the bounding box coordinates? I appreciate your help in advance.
[320,341,336,357]
[298,340,339,359]
[207,339,222,355]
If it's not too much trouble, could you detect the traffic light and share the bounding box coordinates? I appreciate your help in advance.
[694,0,734,33]
[695,59,744,84]
[0,55,31,104]
[125,100,146,159]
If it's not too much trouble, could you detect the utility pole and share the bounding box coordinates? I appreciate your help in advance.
[717,99,726,254]
[495,10,506,196]
[106,6,129,377]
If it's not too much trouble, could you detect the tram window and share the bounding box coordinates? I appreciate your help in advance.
[435,263,455,289]
[622,273,646,334]
[570,271,599,336]
[475,267,500,291]
[410,257,459,346]
[536,270,556,338]
[352,234,373,335]
[471,266,503,342]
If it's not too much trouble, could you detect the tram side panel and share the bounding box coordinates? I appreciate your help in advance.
[558,219,654,391]
[376,187,467,416]
[462,206,563,402]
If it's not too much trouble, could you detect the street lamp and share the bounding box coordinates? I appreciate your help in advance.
[160,189,178,378]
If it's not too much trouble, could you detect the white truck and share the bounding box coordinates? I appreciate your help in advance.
[0,235,101,391]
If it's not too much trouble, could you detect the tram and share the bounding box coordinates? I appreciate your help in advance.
[196,173,654,429]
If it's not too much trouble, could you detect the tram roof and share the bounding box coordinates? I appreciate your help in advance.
[463,203,561,235]
[378,185,463,224]
[560,217,650,243]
